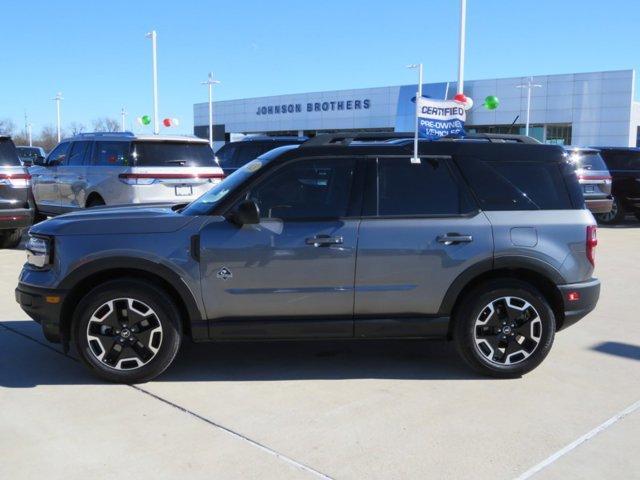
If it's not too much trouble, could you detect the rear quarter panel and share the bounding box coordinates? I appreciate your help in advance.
[485,209,596,284]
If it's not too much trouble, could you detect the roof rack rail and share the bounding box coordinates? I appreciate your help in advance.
[302,132,413,147]
[75,131,135,138]
[438,133,540,144]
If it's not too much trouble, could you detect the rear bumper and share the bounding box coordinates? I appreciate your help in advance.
[557,278,601,331]
[585,198,613,214]
[0,207,33,230]
[15,283,67,343]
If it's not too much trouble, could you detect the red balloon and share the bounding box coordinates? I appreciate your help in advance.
[453,93,467,103]
[163,118,172,127]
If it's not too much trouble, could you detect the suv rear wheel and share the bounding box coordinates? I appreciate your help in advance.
[453,279,555,378]
[0,229,24,249]
[73,279,182,383]
[595,196,625,225]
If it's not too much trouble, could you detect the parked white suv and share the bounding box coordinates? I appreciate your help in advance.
[30,132,224,216]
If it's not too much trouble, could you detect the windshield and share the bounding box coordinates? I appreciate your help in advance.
[181,159,265,215]
[566,151,608,171]
[0,139,21,166]
[133,141,215,167]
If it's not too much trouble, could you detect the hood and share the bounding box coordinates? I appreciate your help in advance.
[31,205,197,236]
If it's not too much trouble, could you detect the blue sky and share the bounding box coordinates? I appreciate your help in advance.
[1,0,638,135]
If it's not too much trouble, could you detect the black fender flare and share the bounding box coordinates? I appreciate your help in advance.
[438,256,565,315]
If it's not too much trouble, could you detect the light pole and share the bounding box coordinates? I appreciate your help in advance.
[457,0,467,94]
[27,123,32,146]
[121,107,127,132]
[145,30,159,135]
[516,77,542,136]
[407,63,423,163]
[201,72,221,147]
[53,92,63,142]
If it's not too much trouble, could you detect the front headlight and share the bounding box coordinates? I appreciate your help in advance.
[26,235,51,268]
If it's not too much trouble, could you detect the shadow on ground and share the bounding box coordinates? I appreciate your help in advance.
[0,320,478,388]
[597,215,640,229]
[592,341,640,361]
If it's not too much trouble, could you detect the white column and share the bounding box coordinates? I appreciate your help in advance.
[146,30,159,135]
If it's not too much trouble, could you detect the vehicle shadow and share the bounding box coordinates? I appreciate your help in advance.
[592,341,640,361]
[0,320,480,387]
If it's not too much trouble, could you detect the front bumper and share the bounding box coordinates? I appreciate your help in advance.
[557,278,601,331]
[15,283,67,343]
[0,207,34,230]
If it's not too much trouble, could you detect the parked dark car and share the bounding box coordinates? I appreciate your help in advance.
[564,147,613,215]
[16,146,46,167]
[215,136,307,175]
[0,136,34,248]
[591,147,640,224]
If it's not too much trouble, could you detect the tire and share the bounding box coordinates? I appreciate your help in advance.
[595,196,625,225]
[86,196,105,208]
[453,279,556,378]
[634,211,640,223]
[73,278,182,383]
[0,229,24,249]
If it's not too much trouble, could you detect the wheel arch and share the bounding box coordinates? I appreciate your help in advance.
[85,191,105,207]
[59,257,206,349]
[440,257,566,337]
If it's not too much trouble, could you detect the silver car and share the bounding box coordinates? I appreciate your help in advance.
[30,132,224,216]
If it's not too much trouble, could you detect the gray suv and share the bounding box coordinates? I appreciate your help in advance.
[30,132,224,216]
[1,136,34,248]
[16,133,601,383]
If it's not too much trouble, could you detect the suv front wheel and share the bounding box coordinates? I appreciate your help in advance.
[453,279,555,378]
[73,279,182,383]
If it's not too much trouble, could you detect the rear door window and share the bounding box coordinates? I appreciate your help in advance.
[92,141,132,166]
[0,138,20,166]
[371,157,475,216]
[457,157,576,210]
[133,141,215,167]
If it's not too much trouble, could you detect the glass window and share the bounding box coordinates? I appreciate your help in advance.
[133,141,215,167]
[566,151,608,171]
[67,141,91,166]
[46,142,70,166]
[235,144,267,168]
[457,157,575,210]
[92,141,131,166]
[375,157,474,216]
[215,144,237,168]
[0,139,21,166]
[246,158,355,220]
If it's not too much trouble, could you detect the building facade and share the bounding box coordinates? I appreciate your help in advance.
[194,69,640,148]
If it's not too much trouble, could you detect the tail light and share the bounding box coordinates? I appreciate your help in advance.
[0,172,31,187]
[118,173,225,185]
[586,225,597,266]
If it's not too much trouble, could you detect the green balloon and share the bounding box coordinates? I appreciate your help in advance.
[141,115,151,125]
[484,95,499,110]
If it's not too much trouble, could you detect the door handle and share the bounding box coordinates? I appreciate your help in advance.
[305,235,344,247]
[437,233,473,245]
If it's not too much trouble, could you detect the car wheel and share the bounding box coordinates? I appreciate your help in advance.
[73,279,182,383]
[453,279,555,378]
[595,197,625,225]
[634,211,640,223]
[0,229,24,249]
[86,196,105,208]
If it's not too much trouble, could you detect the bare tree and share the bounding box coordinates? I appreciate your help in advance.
[68,122,86,136]
[37,125,63,152]
[0,118,16,135]
[92,117,120,132]
[12,130,29,146]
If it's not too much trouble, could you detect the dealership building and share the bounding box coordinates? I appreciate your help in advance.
[194,69,640,148]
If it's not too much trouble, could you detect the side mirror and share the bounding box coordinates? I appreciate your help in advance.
[231,200,260,225]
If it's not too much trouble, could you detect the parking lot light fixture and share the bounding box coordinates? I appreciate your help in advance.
[145,30,159,135]
[53,92,63,142]
[201,72,221,147]
[457,0,467,95]
[407,63,423,164]
[516,77,542,137]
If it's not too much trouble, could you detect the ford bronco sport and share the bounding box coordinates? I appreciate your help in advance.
[16,133,600,382]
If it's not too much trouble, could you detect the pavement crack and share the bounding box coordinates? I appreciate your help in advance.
[0,322,334,480]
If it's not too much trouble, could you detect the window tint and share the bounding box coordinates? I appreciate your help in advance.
[133,141,215,167]
[600,150,640,171]
[375,157,474,216]
[246,158,355,219]
[457,157,575,210]
[215,144,237,167]
[236,144,267,168]
[92,141,131,166]
[67,141,91,166]
[47,142,70,166]
[0,138,21,166]
[566,151,608,171]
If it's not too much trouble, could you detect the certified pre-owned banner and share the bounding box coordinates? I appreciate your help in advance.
[417,97,466,140]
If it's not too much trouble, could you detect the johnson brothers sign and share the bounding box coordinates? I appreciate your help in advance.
[256,99,371,116]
